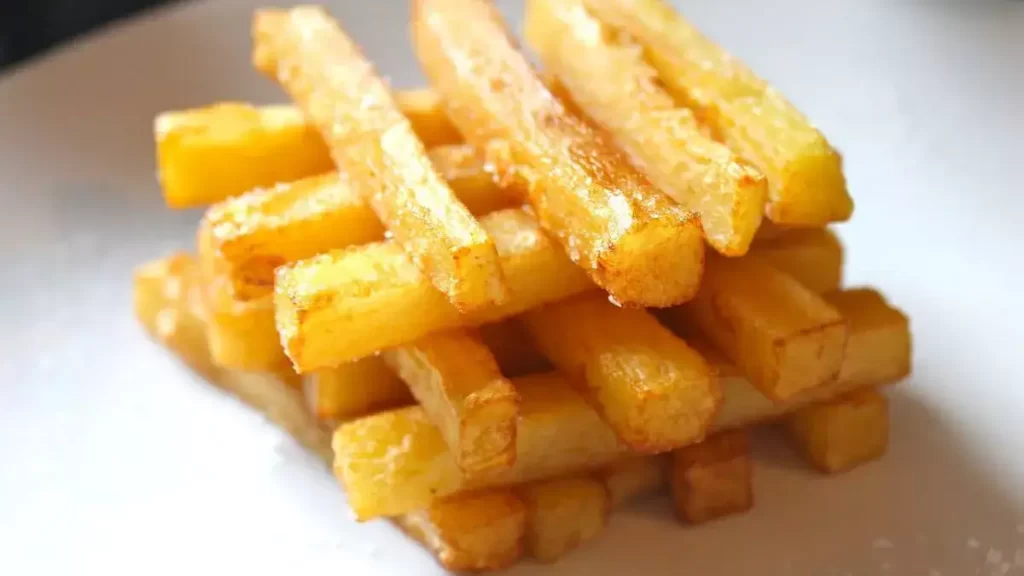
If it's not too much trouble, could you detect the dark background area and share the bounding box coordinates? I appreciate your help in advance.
[0,0,181,70]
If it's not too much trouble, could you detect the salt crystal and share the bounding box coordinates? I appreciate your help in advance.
[873,538,895,549]
[1017,523,1024,535]
[997,561,1011,576]
[881,561,892,572]
[968,538,981,549]
[1016,549,1024,566]
[987,548,1003,565]
[929,570,941,576]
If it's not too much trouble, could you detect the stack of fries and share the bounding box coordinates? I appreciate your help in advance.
[134,0,912,570]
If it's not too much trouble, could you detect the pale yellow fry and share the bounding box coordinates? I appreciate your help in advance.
[583,0,854,225]
[518,475,609,563]
[333,372,625,519]
[671,430,753,524]
[663,255,849,400]
[525,0,766,255]
[823,288,912,385]
[413,0,705,307]
[395,489,527,572]
[333,288,909,519]
[154,94,460,209]
[302,358,413,423]
[522,293,719,453]
[275,208,595,372]
[382,329,519,475]
[203,144,522,302]
[784,388,889,473]
[752,228,843,293]
[253,7,507,311]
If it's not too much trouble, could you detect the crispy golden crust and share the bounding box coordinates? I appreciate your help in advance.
[522,293,719,452]
[671,430,753,523]
[582,0,853,225]
[253,7,507,311]
[412,0,704,307]
[784,388,889,473]
[526,0,766,255]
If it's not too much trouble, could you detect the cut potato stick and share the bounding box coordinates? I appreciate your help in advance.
[582,0,853,225]
[395,489,527,572]
[203,144,522,302]
[334,289,909,518]
[302,358,412,424]
[253,7,507,312]
[784,388,889,473]
[413,0,705,307]
[478,319,551,378]
[382,329,519,475]
[333,372,625,519]
[155,95,460,209]
[518,475,609,563]
[522,293,719,452]
[671,430,753,523]
[663,255,848,400]
[525,0,766,255]
[276,208,595,372]
[752,228,843,293]
[823,289,912,385]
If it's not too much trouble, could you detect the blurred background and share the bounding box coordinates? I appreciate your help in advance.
[0,0,181,69]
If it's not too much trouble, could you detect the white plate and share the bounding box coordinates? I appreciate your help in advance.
[1,1,1023,574]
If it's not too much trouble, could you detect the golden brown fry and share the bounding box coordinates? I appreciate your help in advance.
[202,275,292,374]
[154,95,462,209]
[254,7,507,312]
[784,388,889,473]
[525,0,766,255]
[671,430,753,523]
[663,255,848,399]
[202,144,521,302]
[823,289,912,385]
[597,455,669,507]
[382,330,519,475]
[337,288,909,518]
[302,358,412,423]
[582,0,853,225]
[396,489,527,572]
[413,0,705,307]
[522,293,718,452]
[478,319,551,378]
[753,228,843,293]
[276,208,595,372]
[518,475,609,563]
[333,372,625,519]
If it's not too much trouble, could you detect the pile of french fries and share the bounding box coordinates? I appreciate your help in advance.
[134,0,912,570]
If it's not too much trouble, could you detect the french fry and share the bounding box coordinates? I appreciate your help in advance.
[412,0,706,308]
[663,255,848,400]
[335,288,909,518]
[671,430,753,523]
[823,289,911,385]
[478,319,551,378]
[254,7,507,312]
[525,0,767,255]
[597,455,669,507]
[518,475,610,563]
[395,489,527,572]
[784,388,889,473]
[155,94,461,208]
[522,293,719,452]
[381,330,519,475]
[753,228,843,293]
[202,144,522,302]
[302,358,412,423]
[202,275,293,374]
[582,0,854,225]
[276,208,595,372]
[333,372,625,519]
[137,253,527,569]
